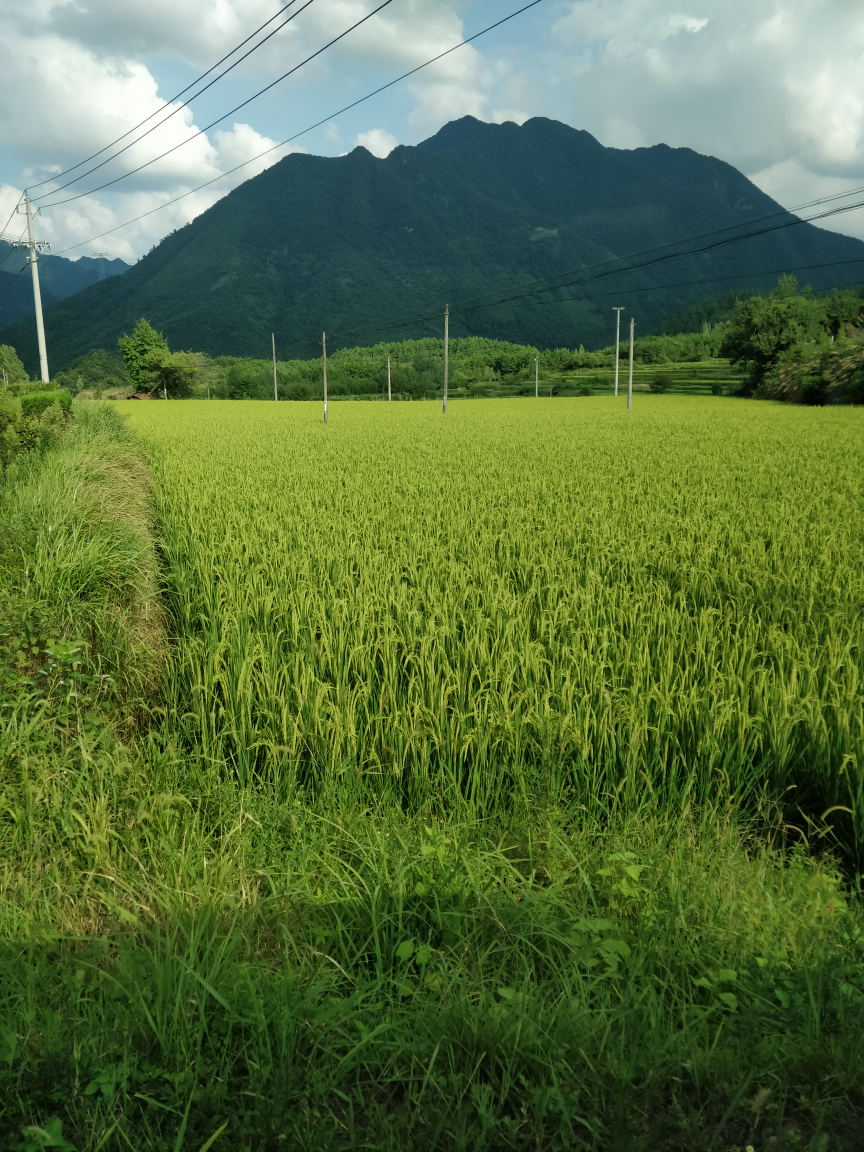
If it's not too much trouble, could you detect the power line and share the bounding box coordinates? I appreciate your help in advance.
[514,256,864,315]
[0,196,24,243]
[539,272,864,350]
[27,1,306,194]
[32,0,314,202]
[38,0,397,210]
[314,194,864,350]
[279,189,864,353]
[0,224,29,273]
[49,0,547,258]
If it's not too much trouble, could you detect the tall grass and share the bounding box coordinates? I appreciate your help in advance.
[125,397,864,854]
[3,811,864,1150]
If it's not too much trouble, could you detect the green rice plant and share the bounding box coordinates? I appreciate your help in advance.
[119,396,864,859]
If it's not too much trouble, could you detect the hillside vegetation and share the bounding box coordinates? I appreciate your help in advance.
[19,276,854,407]
[3,115,864,375]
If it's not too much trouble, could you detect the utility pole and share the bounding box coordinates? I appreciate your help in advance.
[13,195,50,383]
[627,317,635,411]
[272,333,278,402]
[612,307,623,397]
[535,353,539,398]
[387,355,391,401]
[322,331,328,424]
[443,305,449,415]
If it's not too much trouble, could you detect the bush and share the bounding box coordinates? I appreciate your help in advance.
[20,391,72,420]
[711,382,724,396]
[760,338,864,406]
[576,383,593,397]
[649,373,673,393]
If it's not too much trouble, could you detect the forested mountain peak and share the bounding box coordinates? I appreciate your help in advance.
[2,114,862,375]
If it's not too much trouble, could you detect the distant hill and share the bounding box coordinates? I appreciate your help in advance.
[0,243,128,329]
[3,115,864,374]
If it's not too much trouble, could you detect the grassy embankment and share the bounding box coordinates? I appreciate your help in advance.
[1,396,863,1151]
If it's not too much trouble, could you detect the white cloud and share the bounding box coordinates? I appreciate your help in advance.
[3,0,864,264]
[533,0,864,239]
[0,0,488,259]
[354,129,398,158]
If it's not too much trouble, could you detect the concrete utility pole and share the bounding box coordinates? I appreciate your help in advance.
[387,355,391,401]
[272,333,278,402]
[535,353,539,398]
[322,331,328,424]
[627,317,635,411]
[612,307,624,397]
[443,304,449,415]
[13,195,50,383]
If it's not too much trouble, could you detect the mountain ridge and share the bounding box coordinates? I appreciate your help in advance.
[2,115,863,374]
[0,243,128,329]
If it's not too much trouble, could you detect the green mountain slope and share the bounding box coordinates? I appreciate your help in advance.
[3,116,863,373]
[0,243,128,328]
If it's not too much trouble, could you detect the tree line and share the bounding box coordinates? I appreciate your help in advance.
[0,277,861,404]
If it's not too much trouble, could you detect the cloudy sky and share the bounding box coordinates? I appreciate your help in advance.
[1,0,863,264]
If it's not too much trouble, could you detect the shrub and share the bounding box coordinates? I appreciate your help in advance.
[20,390,72,420]
[649,373,673,393]
[711,382,724,396]
[760,337,864,405]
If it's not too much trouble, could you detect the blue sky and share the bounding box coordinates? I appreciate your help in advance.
[2,0,863,262]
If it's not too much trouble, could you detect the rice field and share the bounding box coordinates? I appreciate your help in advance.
[122,395,864,853]
[5,394,864,1149]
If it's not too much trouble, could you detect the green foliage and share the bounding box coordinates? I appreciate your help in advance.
[20,390,72,420]
[118,399,864,859]
[2,819,863,1150]
[0,343,27,385]
[157,350,198,398]
[117,321,201,398]
[0,398,162,717]
[824,288,864,336]
[648,372,673,393]
[720,276,829,393]
[2,396,864,1147]
[117,319,170,392]
[222,357,269,399]
[761,333,864,405]
[52,347,128,395]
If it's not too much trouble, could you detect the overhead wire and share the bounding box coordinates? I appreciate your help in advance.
[38,0,398,210]
[27,1,307,194]
[297,193,864,352]
[49,0,547,257]
[0,223,29,274]
[32,0,314,202]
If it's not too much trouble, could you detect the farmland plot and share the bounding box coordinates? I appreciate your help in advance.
[124,396,864,850]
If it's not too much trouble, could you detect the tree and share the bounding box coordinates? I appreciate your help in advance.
[719,276,827,394]
[118,320,169,392]
[158,351,198,398]
[823,288,864,337]
[0,344,28,386]
[225,359,266,399]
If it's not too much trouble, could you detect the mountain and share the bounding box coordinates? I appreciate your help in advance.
[0,242,128,330]
[2,116,863,374]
